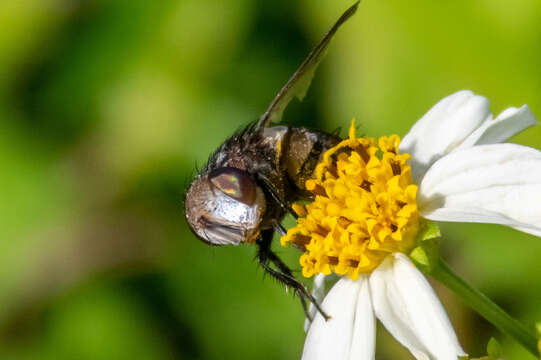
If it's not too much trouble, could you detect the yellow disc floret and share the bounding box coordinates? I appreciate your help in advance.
[281,120,419,280]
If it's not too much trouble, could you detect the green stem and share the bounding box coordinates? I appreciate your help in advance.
[431,258,539,357]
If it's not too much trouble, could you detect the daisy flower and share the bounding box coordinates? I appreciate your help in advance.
[281,90,539,359]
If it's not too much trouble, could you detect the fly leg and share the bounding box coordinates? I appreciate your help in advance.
[256,175,298,219]
[264,248,312,320]
[256,229,330,321]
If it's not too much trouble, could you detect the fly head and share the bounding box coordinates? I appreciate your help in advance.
[185,167,267,246]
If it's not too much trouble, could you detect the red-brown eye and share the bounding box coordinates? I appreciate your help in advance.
[208,167,256,205]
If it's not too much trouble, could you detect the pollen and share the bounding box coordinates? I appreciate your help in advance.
[281,120,419,280]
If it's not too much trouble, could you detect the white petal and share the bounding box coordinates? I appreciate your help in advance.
[304,273,328,332]
[400,90,490,183]
[370,254,465,360]
[369,257,431,359]
[458,105,537,149]
[302,278,360,360]
[348,276,376,360]
[419,143,541,237]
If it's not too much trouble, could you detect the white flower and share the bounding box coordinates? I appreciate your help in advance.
[302,90,539,360]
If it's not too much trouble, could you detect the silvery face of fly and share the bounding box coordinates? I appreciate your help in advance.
[184,2,359,320]
[185,167,267,245]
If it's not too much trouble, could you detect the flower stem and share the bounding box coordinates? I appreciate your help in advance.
[431,258,539,357]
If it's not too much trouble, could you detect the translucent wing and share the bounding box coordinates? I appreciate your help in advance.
[256,1,359,130]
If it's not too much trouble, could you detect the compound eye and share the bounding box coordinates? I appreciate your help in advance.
[208,167,256,205]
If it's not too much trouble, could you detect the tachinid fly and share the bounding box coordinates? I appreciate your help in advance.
[185,2,359,320]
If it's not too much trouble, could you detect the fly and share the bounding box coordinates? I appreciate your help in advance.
[185,2,359,320]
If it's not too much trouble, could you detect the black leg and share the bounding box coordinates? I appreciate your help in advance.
[256,175,298,219]
[272,221,287,236]
[256,229,330,321]
[263,245,311,320]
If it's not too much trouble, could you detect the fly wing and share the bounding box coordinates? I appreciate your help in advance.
[256,1,359,130]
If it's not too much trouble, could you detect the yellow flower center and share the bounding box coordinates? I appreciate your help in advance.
[281,120,420,280]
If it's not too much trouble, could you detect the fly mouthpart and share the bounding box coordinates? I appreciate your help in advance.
[197,215,248,245]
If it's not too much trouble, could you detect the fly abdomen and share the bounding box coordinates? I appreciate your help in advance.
[282,127,341,191]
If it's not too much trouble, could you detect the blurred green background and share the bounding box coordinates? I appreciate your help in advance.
[1,0,540,359]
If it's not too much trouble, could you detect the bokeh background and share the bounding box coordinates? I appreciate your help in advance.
[1,0,541,359]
